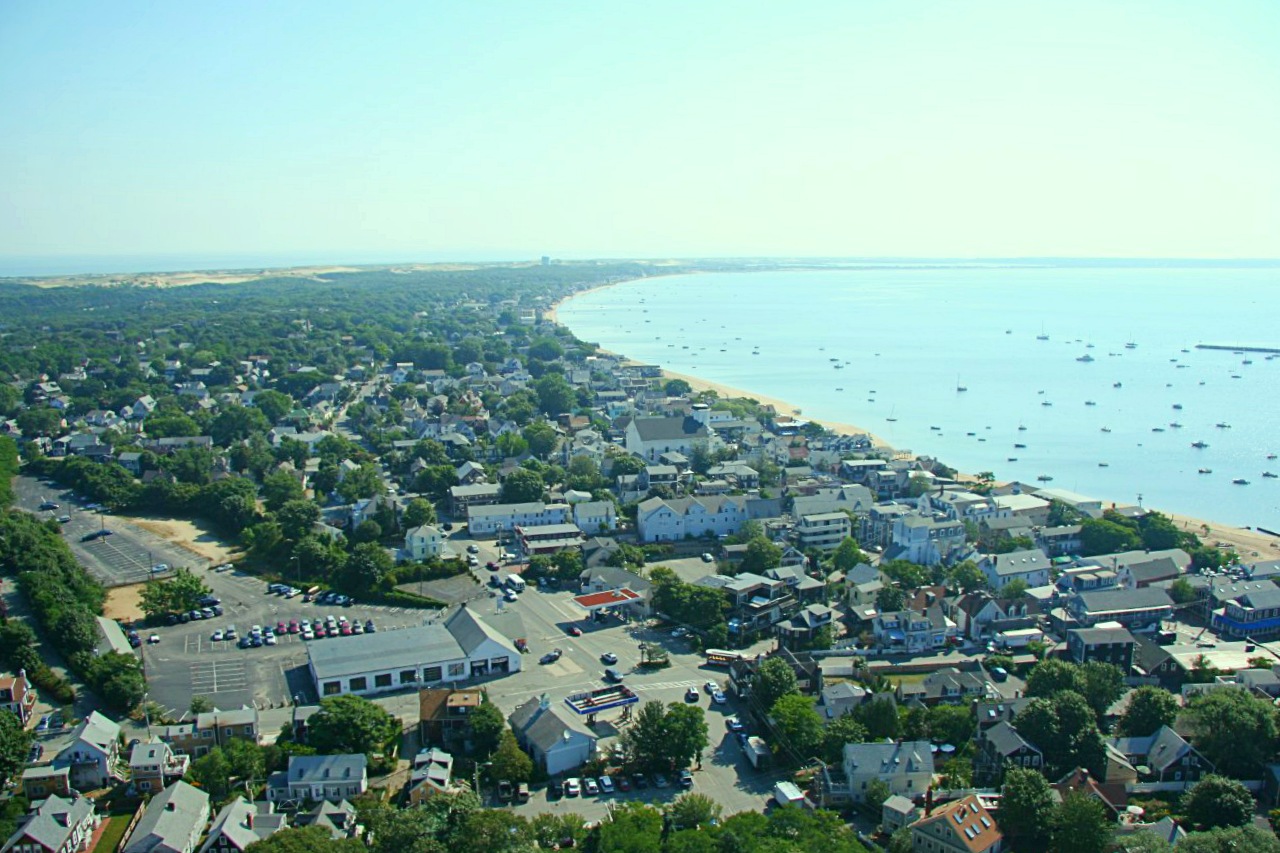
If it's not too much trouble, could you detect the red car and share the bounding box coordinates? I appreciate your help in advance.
[287,620,300,634]
[340,623,353,636]
[276,621,288,635]
[313,626,327,638]
[568,626,583,637]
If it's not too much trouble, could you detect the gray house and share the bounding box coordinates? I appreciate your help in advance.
[123,780,211,853]
[266,755,368,804]
[509,695,597,777]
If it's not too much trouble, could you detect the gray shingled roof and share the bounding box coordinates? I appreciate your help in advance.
[307,624,463,681]
[5,795,94,852]
[123,780,209,853]
[198,798,286,853]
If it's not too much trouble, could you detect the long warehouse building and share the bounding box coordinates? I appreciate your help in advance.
[308,605,521,698]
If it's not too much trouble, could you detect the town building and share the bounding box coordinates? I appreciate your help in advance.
[54,711,122,792]
[1069,588,1174,629]
[509,695,598,777]
[976,721,1043,784]
[635,495,748,543]
[1211,586,1280,639]
[909,794,1003,853]
[156,710,259,758]
[1066,623,1136,669]
[198,799,287,853]
[515,522,585,556]
[129,741,190,794]
[795,512,852,552]
[122,781,210,853]
[0,671,37,727]
[823,741,934,805]
[404,525,446,560]
[417,687,485,750]
[266,755,368,804]
[406,748,458,804]
[308,606,521,698]
[1,794,97,853]
[1105,726,1213,786]
[20,766,73,801]
[466,502,570,537]
[624,413,711,463]
[979,549,1051,592]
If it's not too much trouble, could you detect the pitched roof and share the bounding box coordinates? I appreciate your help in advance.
[72,710,120,752]
[443,606,518,657]
[5,794,94,852]
[509,696,596,752]
[843,740,934,777]
[285,754,367,784]
[984,721,1038,757]
[1075,587,1173,614]
[124,781,210,853]
[307,623,464,681]
[989,549,1050,576]
[912,794,1001,853]
[199,798,286,853]
[630,416,709,442]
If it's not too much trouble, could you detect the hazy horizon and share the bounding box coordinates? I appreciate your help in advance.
[3,1,1279,262]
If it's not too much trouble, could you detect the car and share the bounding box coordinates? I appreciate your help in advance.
[653,774,669,788]
[467,555,479,566]
[541,649,563,665]
[201,608,215,619]
[165,614,178,625]
[267,583,282,594]
[517,782,530,803]
[735,731,749,748]
[504,590,518,602]
[81,530,107,542]
[238,637,252,648]
[249,636,263,647]
[276,621,288,634]
[1196,640,1217,648]
[177,612,190,623]
[56,515,71,523]
[704,680,718,694]
[605,667,625,683]
[225,626,238,639]
[211,630,224,641]
[285,587,300,598]
[211,605,223,616]
[151,563,170,574]
[364,620,376,633]
[28,743,43,762]
[497,780,514,802]
[288,620,300,634]
[264,633,278,645]
[598,775,614,794]
[632,773,648,790]
[39,501,59,510]
[583,777,599,796]
[684,687,700,702]
[990,666,1008,682]
[128,634,142,648]
[326,616,338,628]
[263,626,275,637]
[147,633,160,644]
[340,623,353,636]
[467,544,480,554]
[568,626,583,637]
[701,552,714,562]
[725,717,745,732]
[301,629,315,641]
[352,622,364,634]
[678,769,693,788]
[250,625,262,637]
[616,775,631,792]
[35,715,50,733]
[300,619,311,631]
[188,610,203,621]
[48,712,64,729]
[313,626,327,638]
[199,595,221,606]
[600,652,618,665]
[671,627,689,638]
[712,690,727,705]
[564,778,582,797]
[215,563,233,572]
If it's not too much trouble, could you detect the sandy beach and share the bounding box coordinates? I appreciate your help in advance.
[550,279,1278,550]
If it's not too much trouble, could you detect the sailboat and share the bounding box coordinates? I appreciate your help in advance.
[1036,323,1049,341]
[956,375,968,392]
[886,406,897,423]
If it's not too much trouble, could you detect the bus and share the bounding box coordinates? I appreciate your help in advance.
[704,649,744,667]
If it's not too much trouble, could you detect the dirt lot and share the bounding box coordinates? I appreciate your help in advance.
[103,584,145,624]
[125,516,240,564]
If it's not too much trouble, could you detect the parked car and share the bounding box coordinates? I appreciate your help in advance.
[725,717,745,732]
[684,687,700,702]
[467,544,480,554]
[364,620,376,633]
[39,501,59,510]
[632,773,648,790]
[504,590,518,602]
[671,627,689,638]
[568,626,583,637]
[616,775,631,792]
[600,652,618,665]
[653,774,670,788]
[497,780,513,802]
[583,778,599,796]
[712,690,727,705]
[147,634,160,644]
[516,782,530,803]
[211,630,224,642]
[678,770,693,788]
[56,515,71,523]
[564,778,582,797]
[704,681,718,694]
[701,552,714,562]
[598,775,614,794]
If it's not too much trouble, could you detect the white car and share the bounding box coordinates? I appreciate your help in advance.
[504,589,518,602]
[301,630,315,641]
[598,775,614,794]
[264,634,278,645]
[712,690,727,705]
[564,778,582,797]
[671,627,689,638]
[211,630,224,641]
[704,680,718,694]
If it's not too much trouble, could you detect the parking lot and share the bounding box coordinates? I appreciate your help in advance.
[140,566,443,717]
[14,475,197,587]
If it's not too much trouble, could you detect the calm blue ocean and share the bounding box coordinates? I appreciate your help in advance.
[557,266,1280,530]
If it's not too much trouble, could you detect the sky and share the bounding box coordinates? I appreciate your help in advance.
[2,1,1279,269]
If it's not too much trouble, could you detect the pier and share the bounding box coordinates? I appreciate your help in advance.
[1195,344,1280,354]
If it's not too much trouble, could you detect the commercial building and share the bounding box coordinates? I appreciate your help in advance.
[795,512,852,552]
[308,606,521,698]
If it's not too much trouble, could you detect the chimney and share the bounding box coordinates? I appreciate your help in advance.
[245,812,254,830]
[538,693,550,712]
[925,787,934,816]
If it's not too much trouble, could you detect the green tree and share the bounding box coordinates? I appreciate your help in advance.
[822,714,867,764]
[1015,692,1104,777]
[188,747,232,798]
[947,560,988,593]
[277,499,320,543]
[666,792,722,830]
[770,693,824,761]
[596,802,663,853]
[335,463,382,503]
[876,585,906,612]
[1000,578,1030,600]
[831,537,867,573]
[90,652,146,710]
[530,813,587,851]
[261,470,305,513]
[341,543,395,594]
[500,468,545,504]
[755,656,799,711]
[521,421,558,459]
[1186,688,1279,778]
[1118,685,1180,737]
[306,695,400,757]
[622,700,670,773]
[1000,766,1056,851]
[1175,825,1280,853]
[1170,577,1198,604]
[740,537,783,574]
[245,826,365,853]
[468,701,506,758]
[189,696,215,714]
[664,379,693,396]
[210,405,271,447]
[139,568,212,617]
[1079,517,1142,556]
[252,390,295,424]
[494,431,529,459]
[1049,791,1113,853]
[865,779,891,813]
[401,498,437,530]
[1026,658,1086,699]
[566,455,603,491]
[1182,775,1257,830]
[533,374,575,416]
[224,737,266,786]
[1080,661,1126,722]
[662,701,710,770]
[853,695,901,740]
[0,710,33,785]
[488,730,532,784]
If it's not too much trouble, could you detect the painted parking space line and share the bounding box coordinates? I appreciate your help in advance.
[189,660,249,694]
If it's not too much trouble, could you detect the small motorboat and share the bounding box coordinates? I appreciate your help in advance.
[1198,468,1212,474]
[1085,400,1097,406]
[1014,443,1026,449]
[1008,457,1018,462]
[1172,404,1183,409]
[1098,462,1109,467]
[1037,474,1054,482]
[1233,478,1250,485]
[1192,441,1209,448]
[1264,472,1279,479]
[1101,427,1112,433]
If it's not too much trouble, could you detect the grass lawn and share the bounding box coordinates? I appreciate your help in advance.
[92,814,132,853]
[887,672,927,687]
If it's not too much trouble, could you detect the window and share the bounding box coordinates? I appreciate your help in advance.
[243,725,253,735]
[323,681,341,696]
[375,674,392,688]
[400,670,417,684]
[202,730,213,739]
[424,666,443,682]
[448,662,465,677]
[349,677,368,692]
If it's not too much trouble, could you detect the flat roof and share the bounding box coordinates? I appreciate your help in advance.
[573,588,642,610]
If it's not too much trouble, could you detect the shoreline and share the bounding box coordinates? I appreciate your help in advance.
[550,275,1280,555]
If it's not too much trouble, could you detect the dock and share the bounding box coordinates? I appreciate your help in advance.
[1195,344,1280,354]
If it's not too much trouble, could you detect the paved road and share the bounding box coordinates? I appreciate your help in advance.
[13,474,197,587]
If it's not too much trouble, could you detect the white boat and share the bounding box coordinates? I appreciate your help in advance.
[1198,468,1212,474]
[1076,354,1095,362]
